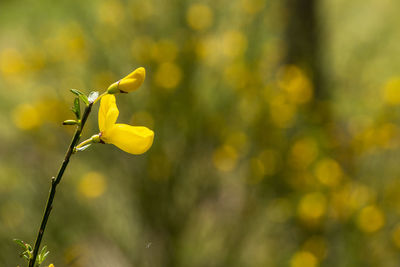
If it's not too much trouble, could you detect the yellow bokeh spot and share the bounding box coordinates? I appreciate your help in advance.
[392,224,400,249]
[12,104,41,130]
[130,111,155,129]
[97,0,124,26]
[290,251,318,267]
[151,39,179,63]
[48,24,88,62]
[241,0,265,14]
[195,35,222,66]
[186,4,214,31]
[298,192,327,223]
[376,123,399,149]
[155,62,182,90]
[303,236,327,260]
[223,62,251,89]
[0,48,26,77]
[331,182,375,221]
[225,131,248,154]
[130,0,155,21]
[383,78,400,105]
[314,158,343,187]
[78,172,107,199]
[67,35,87,60]
[222,30,248,59]
[131,36,155,62]
[357,205,385,233]
[213,145,238,172]
[289,138,318,169]
[269,94,296,128]
[37,99,70,124]
[278,65,313,105]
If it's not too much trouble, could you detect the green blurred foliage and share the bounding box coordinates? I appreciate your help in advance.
[2,0,400,266]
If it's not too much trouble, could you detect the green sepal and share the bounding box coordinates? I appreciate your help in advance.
[107,81,120,94]
[72,97,81,119]
[70,89,89,105]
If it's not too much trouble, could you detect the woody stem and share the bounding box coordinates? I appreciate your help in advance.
[28,103,93,267]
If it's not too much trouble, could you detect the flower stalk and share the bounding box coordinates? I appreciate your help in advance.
[22,66,152,266]
[28,103,93,267]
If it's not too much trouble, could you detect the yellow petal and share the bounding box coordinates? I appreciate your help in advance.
[125,67,146,80]
[119,67,146,93]
[98,94,119,132]
[103,123,154,154]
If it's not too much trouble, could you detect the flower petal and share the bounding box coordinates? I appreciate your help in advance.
[104,123,154,154]
[99,94,119,132]
[119,67,146,93]
[125,67,146,80]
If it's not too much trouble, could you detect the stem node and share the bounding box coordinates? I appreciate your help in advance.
[28,103,93,267]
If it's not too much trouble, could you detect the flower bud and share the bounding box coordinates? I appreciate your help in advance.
[63,119,79,125]
[107,67,146,94]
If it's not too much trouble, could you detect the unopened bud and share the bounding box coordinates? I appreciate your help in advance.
[63,120,79,125]
[106,67,146,94]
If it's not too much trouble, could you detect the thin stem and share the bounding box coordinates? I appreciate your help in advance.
[75,138,93,150]
[93,92,108,104]
[28,103,93,267]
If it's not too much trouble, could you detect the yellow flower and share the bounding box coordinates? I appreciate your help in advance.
[107,67,146,94]
[98,94,154,154]
[48,264,54,267]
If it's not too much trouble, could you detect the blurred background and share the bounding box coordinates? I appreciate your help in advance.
[1,0,400,266]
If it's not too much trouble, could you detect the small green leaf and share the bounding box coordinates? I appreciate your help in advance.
[40,245,47,256]
[70,88,85,96]
[38,247,50,264]
[13,239,26,250]
[80,95,89,105]
[72,97,81,119]
[41,251,50,263]
[70,89,89,105]
[21,251,31,262]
